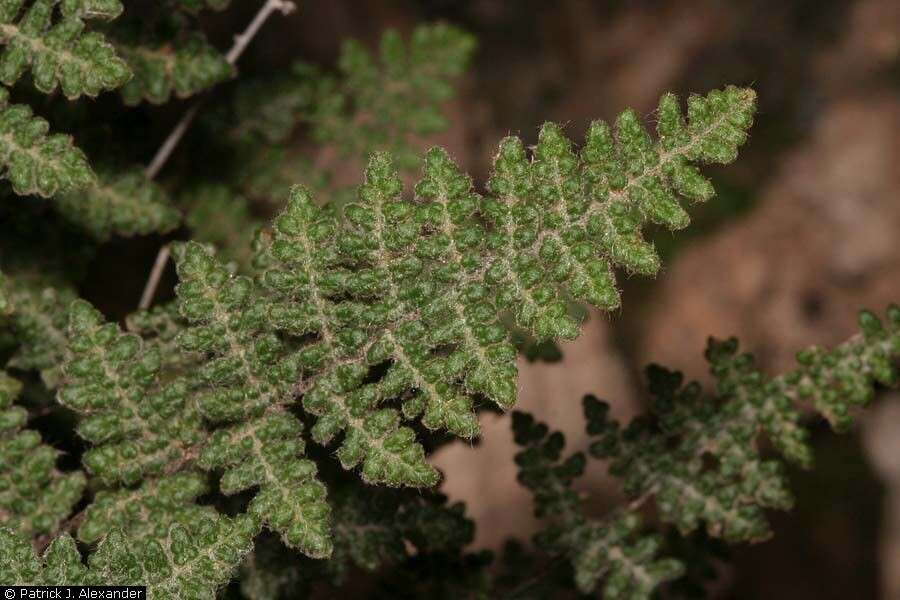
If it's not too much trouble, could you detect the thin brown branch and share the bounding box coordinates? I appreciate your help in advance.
[137,0,297,309]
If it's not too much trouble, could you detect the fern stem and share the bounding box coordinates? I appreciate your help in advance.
[225,0,297,64]
[144,105,200,181]
[137,244,171,310]
[138,0,298,308]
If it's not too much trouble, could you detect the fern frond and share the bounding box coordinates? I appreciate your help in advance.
[513,410,683,596]
[55,169,180,239]
[1,511,258,599]
[248,86,754,486]
[0,371,85,539]
[90,512,258,599]
[77,471,208,543]
[0,88,94,198]
[59,280,332,558]
[1,273,74,387]
[230,22,473,156]
[57,88,755,561]
[259,185,443,486]
[173,242,332,557]
[118,33,232,105]
[487,86,756,338]
[58,300,205,486]
[0,0,130,98]
[220,23,475,202]
[513,305,900,596]
[304,23,476,170]
[596,306,900,542]
[0,529,91,585]
[183,184,257,270]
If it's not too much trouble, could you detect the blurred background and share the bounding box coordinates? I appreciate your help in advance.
[84,0,900,597]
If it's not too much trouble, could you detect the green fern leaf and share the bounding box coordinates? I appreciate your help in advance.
[512,305,900,595]
[513,410,683,596]
[118,34,233,105]
[91,512,258,600]
[259,185,443,486]
[58,299,205,486]
[249,86,754,485]
[173,242,333,557]
[487,86,756,339]
[0,273,74,387]
[0,529,92,585]
[0,371,85,538]
[301,23,476,171]
[0,0,130,98]
[589,306,900,546]
[221,23,475,202]
[59,296,333,558]
[77,472,208,544]
[55,168,180,239]
[0,88,94,198]
[1,511,258,599]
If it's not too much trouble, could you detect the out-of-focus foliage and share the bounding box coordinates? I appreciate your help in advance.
[55,169,179,239]
[512,306,900,596]
[117,33,232,106]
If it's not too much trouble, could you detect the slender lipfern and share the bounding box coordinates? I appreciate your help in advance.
[512,305,900,597]
[0,88,94,197]
[117,33,232,106]
[0,0,130,98]
[1,512,258,598]
[0,371,85,538]
[251,86,756,486]
[0,3,891,597]
[55,169,179,238]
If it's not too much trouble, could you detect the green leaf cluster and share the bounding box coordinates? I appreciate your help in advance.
[0,0,130,98]
[1,511,257,599]
[219,23,476,206]
[0,370,84,538]
[55,169,179,238]
[247,86,755,488]
[0,273,75,386]
[512,305,900,597]
[0,84,748,596]
[0,87,93,197]
[118,33,232,106]
[299,23,476,171]
[58,276,332,558]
